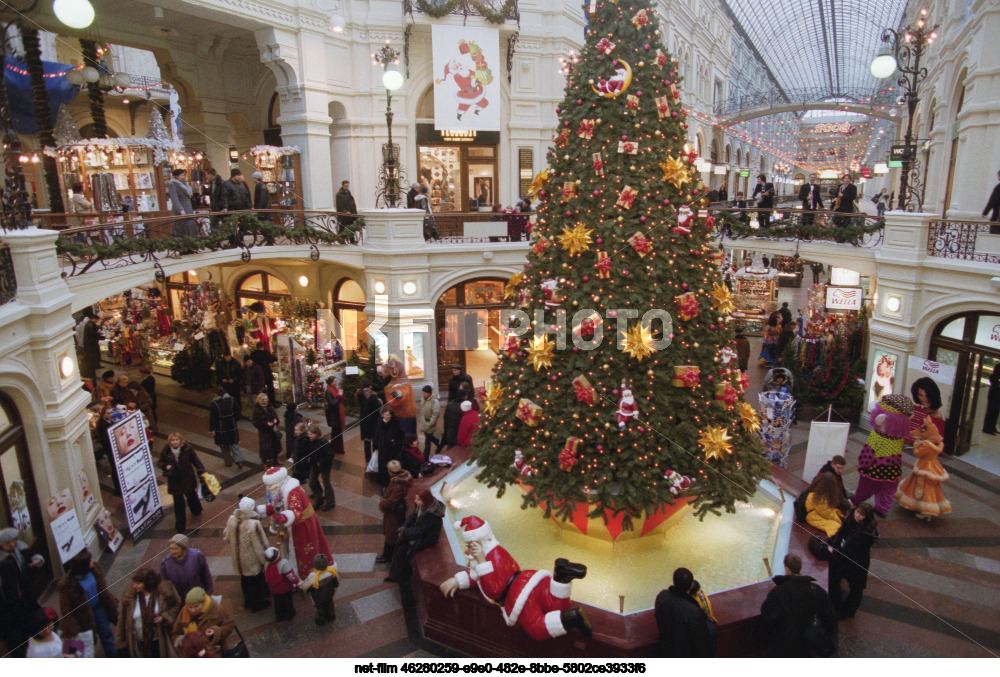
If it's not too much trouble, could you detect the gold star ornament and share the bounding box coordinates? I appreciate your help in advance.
[504,272,525,300]
[699,426,733,461]
[558,223,594,255]
[659,156,690,189]
[482,381,506,417]
[527,169,550,199]
[738,402,760,434]
[527,334,555,371]
[711,282,736,315]
[621,322,656,362]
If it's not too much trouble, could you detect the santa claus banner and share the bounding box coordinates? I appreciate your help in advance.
[432,24,501,132]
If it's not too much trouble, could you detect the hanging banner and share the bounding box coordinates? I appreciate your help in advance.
[108,411,163,542]
[826,286,862,311]
[432,24,501,132]
[907,355,957,386]
[803,422,851,482]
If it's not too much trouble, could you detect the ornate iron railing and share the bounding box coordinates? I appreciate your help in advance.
[430,211,532,243]
[708,206,885,248]
[404,0,519,24]
[53,210,363,278]
[926,219,1000,265]
[0,241,16,305]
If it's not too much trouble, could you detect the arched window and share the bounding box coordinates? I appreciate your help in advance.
[736,148,741,166]
[416,86,435,119]
[333,278,366,353]
[236,272,290,314]
[166,271,205,320]
[435,277,508,389]
[724,144,731,164]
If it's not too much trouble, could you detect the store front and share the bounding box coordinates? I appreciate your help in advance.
[416,124,500,212]
[435,278,508,389]
[332,278,367,354]
[236,272,291,314]
[929,312,1000,456]
[0,392,52,584]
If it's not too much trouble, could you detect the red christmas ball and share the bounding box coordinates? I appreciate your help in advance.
[556,108,562,113]
[596,237,603,244]
[573,346,580,352]
[577,99,583,105]
[621,135,628,141]
[663,199,670,205]
[552,375,558,382]
[707,375,714,382]
[565,210,572,216]
[636,91,642,97]
[682,283,688,289]
[639,215,646,222]
[644,44,650,50]
[582,275,589,282]
[638,426,645,432]
[669,333,675,339]
[593,190,600,196]
[623,270,630,276]
[671,111,678,117]
[709,324,716,330]
[563,121,570,127]
[612,389,619,396]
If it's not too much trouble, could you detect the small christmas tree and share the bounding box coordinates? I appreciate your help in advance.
[472,0,769,529]
[54,104,81,146]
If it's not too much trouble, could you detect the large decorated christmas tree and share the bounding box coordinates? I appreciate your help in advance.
[471,0,770,533]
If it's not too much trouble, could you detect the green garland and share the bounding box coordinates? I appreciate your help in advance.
[56,213,364,260]
[21,25,65,214]
[78,39,108,139]
[714,211,884,245]
[416,0,514,24]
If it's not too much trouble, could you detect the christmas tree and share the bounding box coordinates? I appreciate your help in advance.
[472,0,770,530]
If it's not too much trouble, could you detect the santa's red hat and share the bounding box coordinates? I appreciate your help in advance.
[262,466,287,486]
[455,515,492,543]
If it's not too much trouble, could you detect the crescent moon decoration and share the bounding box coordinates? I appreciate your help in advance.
[590,59,632,99]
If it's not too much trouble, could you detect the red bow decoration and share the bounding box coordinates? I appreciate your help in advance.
[559,437,581,471]
[592,152,604,176]
[656,50,668,68]
[595,251,612,278]
[629,232,652,257]
[596,38,616,55]
[618,139,637,154]
[675,292,700,321]
[555,129,571,147]
[578,119,596,140]
[655,96,670,119]
[631,9,649,27]
[616,186,638,209]
[679,369,701,388]
[626,94,640,110]
[578,318,596,339]
[686,149,698,165]
[504,336,520,358]
[716,384,739,406]
[572,375,596,404]
[532,236,550,256]
[740,371,750,392]
[705,215,715,230]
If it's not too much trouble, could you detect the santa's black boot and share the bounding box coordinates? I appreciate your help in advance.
[553,558,587,584]
[560,607,592,637]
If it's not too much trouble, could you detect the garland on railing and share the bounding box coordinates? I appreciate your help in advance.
[713,211,884,244]
[55,213,365,260]
[416,0,461,18]
[415,0,515,24]
[469,0,517,24]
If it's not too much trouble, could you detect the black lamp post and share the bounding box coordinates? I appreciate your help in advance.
[372,42,404,208]
[870,8,939,212]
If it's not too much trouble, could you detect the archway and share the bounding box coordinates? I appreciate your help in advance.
[434,277,508,391]
[332,277,366,354]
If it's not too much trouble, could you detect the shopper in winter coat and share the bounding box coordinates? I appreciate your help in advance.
[386,489,445,583]
[111,374,136,407]
[447,364,473,402]
[357,381,383,463]
[58,549,119,657]
[115,567,182,658]
[805,472,845,538]
[374,408,406,487]
[0,528,46,657]
[760,554,837,657]
[250,341,278,403]
[399,435,425,477]
[160,534,214,602]
[734,333,750,372]
[245,357,266,398]
[127,380,155,428]
[209,386,243,468]
[456,400,481,447]
[335,180,358,225]
[825,503,879,619]
[158,432,205,533]
[219,169,252,212]
[252,392,281,466]
[418,385,442,456]
[284,401,304,467]
[251,171,271,210]
[815,455,850,507]
[654,567,714,657]
[377,461,413,564]
[263,547,299,622]
[441,390,466,449]
[167,169,198,238]
[291,421,312,484]
[170,587,235,653]
[223,496,271,613]
[215,354,243,418]
[324,376,345,455]
[307,423,336,510]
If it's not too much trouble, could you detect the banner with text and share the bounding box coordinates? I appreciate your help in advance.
[432,24,501,132]
[907,355,957,386]
[826,286,863,311]
[108,412,162,542]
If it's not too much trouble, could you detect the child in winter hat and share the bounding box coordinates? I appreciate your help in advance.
[298,553,339,626]
[263,547,300,622]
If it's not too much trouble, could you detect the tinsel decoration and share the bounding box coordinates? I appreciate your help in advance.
[21,26,64,213]
[54,105,81,146]
[78,39,107,139]
[146,108,171,145]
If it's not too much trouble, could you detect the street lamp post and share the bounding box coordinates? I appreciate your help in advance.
[372,42,405,208]
[870,8,938,212]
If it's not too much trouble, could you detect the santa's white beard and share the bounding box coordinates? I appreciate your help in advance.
[621,396,634,406]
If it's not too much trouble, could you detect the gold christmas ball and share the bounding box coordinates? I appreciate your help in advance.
[630,165,637,171]
[604,422,611,429]
[693,342,700,348]
[647,369,655,376]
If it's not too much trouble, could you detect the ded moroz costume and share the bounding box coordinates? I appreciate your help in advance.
[256,466,332,579]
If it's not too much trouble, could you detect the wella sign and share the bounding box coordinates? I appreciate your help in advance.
[825,286,863,311]
[907,356,957,385]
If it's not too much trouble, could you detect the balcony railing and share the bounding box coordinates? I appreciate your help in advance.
[926,219,1000,265]
[53,210,363,278]
[430,211,532,243]
[707,207,885,248]
[0,242,15,305]
[404,0,519,24]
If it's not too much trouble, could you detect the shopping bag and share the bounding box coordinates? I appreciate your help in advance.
[202,472,221,497]
[365,450,379,474]
[199,475,215,503]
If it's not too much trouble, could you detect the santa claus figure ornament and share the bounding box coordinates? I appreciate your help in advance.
[439,516,591,641]
[617,385,639,430]
[256,466,333,579]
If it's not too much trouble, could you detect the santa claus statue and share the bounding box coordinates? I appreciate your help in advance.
[617,385,639,430]
[440,516,591,642]
[512,449,534,478]
[672,205,694,235]
[256,466,332,579]
[540,279,561,308]
[596,66,628,97]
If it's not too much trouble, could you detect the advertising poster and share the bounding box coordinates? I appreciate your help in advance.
[825,286,863,311]
[868,349,899,410]
[94,508,124,552]
[432,24,501,132]
[108,411,163,542]
[47,498,85,564]
[8,479,30,533]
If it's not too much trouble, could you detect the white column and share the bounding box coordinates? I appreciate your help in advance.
[278,105,334,210]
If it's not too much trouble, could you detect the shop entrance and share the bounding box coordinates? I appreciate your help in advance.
[435,278,508,390]
[416,123,500,212]
[929,312,1000,456]
[0,393,52,585]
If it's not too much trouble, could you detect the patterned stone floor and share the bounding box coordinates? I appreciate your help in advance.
[60,347,1000,658]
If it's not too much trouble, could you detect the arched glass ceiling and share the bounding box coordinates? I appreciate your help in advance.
[722,0,909,99]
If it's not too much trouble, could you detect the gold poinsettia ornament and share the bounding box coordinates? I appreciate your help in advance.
[738,401,761,434]
[504,272,525,301]
[527,169,550,199]
[711,282,736,315]
[621,322,656,362]
[659,155,690,189]
[527,334,555,371]
[699,425,733,461]
[558,222,595,255]
[482,381,506,417]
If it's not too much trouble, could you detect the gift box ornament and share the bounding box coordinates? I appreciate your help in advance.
[626,94,640,110]
[516,398,542,426]
[715,384,739,406]
[674,292,700,321]
[655,49,668,69]
[671,365,701,388]
[592,152,605,176]
[655,96,670,119]
[596,38,616,55]
[577,119,596,140]
[561,181,578,200]
[618,139,638,155]
[559,437,581,471]
[572,375,596,404]
[595,251,612,279]
[628,232,652,257]
[632,8,649,27]
[616,185,638,209]
[532,236,550,256]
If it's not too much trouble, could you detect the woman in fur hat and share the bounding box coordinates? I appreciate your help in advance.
[223,496,271,612]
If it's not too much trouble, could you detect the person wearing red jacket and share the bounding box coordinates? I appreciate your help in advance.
[456,400,481,447]
[439,516,591,642]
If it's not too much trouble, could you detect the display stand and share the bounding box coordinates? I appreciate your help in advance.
[758,391,796,467]
[773,255,803,288]
[251,145,303,211]
[732,253,777,336]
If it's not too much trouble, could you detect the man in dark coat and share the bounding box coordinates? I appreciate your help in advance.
[0,528,45,657]
[80,313,102,383]
[447,364,473,402]
[357,381,383,463]
[215,353,243,418]
[751,173,775,229]
[760,554,837,657]
[441,390,466,450]
[209,387,243,468]
[251,171,271,211]
[335,180,358,225]
[983,169,1000,230]
[220,169,252,212]
[654,567,714,657]
[406,183,420,209]
[250,341,278,404]
[205,167,225,231]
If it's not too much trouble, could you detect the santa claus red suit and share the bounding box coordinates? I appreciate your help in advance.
[437,55,489,121]
[256,466,332,579]
[617,388,639,429]
[441,516,590,642]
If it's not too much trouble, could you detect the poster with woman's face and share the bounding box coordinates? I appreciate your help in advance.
[78,471,96,513]
[46,487,74,521]
[112,417,142,458]
[94,508,123,552]
[8,480,29,533]
[869,349,898,410]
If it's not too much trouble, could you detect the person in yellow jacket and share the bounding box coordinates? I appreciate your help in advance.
[805,472,845,538]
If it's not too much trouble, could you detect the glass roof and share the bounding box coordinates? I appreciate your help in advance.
[722,0,910,100]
